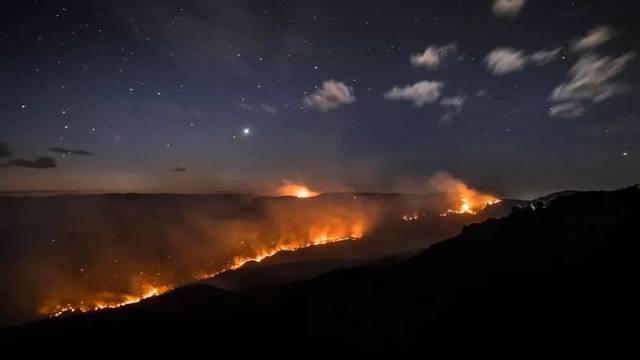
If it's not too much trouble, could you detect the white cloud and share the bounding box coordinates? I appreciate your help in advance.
[485,47,563,75]
[475,89,489,97]
[485,48,527,74]
[384,81,444,107]
[439,96,467,124]
[571,26,615,52]
[302,80,355,111]
[440,96,466,109]
[492,0,527,18]
[549,102,586,119]
[529,47,563,65]
[550,52,635,104]
[410,44,457,70]
[259,103,277,114]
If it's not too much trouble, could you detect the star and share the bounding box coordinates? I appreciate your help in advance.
[243,127,251,135]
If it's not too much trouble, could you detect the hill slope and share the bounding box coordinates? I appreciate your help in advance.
[7,186,636,357]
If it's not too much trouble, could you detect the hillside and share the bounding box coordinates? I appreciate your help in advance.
[6,186,636,357]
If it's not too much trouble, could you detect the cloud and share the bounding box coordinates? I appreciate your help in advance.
[384,81,444,107]
[0,142,10,158]
[551,52,635,103]
[485,47,563,75]
[549,52,635,118]
[571,26,615,52]
[475,89,489,97]
[47,147,95,156]
[238,102,278,114]
[485,48,527,74]
[410,44,458,70]
[439,96,467,124]
[492,0,527,18]
[259,104,278,114]
[302,80,355,111]
[549,102,586,119]
[8,157,57,169]
[170,167,187,173]
[529,48,563,65]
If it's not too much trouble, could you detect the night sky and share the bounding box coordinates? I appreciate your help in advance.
[1,0,638,198]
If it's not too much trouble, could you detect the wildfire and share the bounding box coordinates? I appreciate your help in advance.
[402,213,422,222]
[427,171,501,217]
[277,181,319,198]
[41,284,172,317]
[198,224,365,279]
[440,197,501,216]
[43,218,369,317]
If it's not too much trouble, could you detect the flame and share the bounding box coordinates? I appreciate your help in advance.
[40,284,172,317]
[402,213,421,222]
[440,197,501,216]
[42,202,370,318]
[277,181,319,198]
[427,172,501,216]
[197,223,365,279]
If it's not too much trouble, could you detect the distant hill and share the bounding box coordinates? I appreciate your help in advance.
[7,186,636,357]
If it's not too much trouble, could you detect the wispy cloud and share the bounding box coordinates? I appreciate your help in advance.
[492,0,527,18]
[47,147,95,156]
[549,52,635,118]
[571,26,615,52]
[549,102,586,119]
[485,47,563,75]
[7,157,57,169]
[303,80,355,111]
[237,102,278,114]
[384,81,444,107]
[439,96,467,125]
[410,44,458,70]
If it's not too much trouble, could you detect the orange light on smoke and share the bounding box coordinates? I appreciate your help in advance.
[277,181,320,198]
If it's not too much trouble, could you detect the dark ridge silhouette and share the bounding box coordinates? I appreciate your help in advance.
[7,157,56,169]
[0,142,9,158]
[5,185,636,357]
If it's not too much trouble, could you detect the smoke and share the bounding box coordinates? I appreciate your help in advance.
[426,171,500,212]
[0,175,501,324]
[0,194,381,324]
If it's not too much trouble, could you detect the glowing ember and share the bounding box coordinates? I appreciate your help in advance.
[402,213,422,222]
[277,181,320,198]
[41,284,172,317]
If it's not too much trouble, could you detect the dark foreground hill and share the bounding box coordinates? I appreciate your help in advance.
[5,186,637,357]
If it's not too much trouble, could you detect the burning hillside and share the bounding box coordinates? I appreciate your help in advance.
[427,172,501,216]
[0,175,502,323]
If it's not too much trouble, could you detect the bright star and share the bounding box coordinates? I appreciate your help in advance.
[243,128,251,135]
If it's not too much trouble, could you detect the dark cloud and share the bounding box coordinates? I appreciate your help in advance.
[0,142,10,158]
[47,147,95,156]
[8,157,57,169]
[170,167,187,172]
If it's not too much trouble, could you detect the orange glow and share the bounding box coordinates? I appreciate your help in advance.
[42,201,372,318]
[197,223,365,279]
[277,181,320,198]
[440,197,501,216]
[427,172,501,216]
[402,213,421,222]
[40,284,172,317]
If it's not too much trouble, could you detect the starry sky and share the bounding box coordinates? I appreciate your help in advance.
[0,0,638,198]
